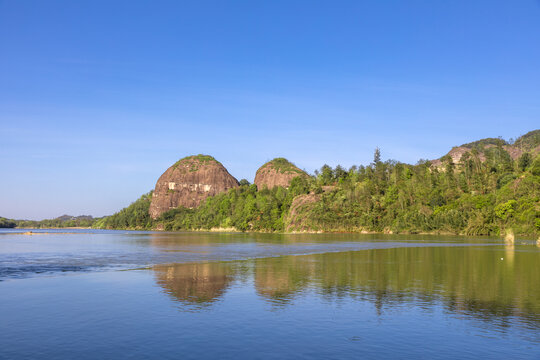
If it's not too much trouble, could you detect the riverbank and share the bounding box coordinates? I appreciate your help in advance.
[7,224,538,241]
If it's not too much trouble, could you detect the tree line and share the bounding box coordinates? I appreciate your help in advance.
[95,143,540,236]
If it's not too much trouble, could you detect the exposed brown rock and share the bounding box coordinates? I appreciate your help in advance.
[430,146,487,168]
[285,193,320,232]
[254,158,307,189]
[430,130,540,169]
[149,155,239,219]
[504,144,540,160]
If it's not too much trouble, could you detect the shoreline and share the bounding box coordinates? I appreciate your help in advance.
[6,226,538,240]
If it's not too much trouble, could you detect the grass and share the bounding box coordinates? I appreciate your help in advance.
[261,158,305,174]
[172,154,220,171]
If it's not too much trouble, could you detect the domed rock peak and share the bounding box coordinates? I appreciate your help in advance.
[254,158,307,189]
[149,155,239,219]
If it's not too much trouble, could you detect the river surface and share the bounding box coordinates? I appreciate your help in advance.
[1,229,539,359]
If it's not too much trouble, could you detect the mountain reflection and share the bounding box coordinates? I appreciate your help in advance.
[153,245,540,326]
[154,262,232,305]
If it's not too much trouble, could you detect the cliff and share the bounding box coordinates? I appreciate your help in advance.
[254,158,307,189]
[149,155,239,219]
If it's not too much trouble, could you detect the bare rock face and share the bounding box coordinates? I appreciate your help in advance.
[149,155,239,219]
[430,146,487,168]
[285,193,320,232]
[430,130,540,169]
[254,158,307,189]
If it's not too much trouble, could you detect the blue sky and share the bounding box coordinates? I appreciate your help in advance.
[1,0,539,220]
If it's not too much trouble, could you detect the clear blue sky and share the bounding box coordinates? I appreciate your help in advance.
[1,0,539,220]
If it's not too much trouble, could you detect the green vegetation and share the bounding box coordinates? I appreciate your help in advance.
[172,154,219,172]
[97,132,539,237]
[154,177,310,232]
[0,217,16,228]
[289,148,539,236]
[512,129,540,151]
[461,130,539,152]
[462,137,507,149]
[13,215,96,229]
[262,158,305,174]
[93,192,153,230]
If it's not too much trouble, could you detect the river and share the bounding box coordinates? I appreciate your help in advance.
[1,229,539,359]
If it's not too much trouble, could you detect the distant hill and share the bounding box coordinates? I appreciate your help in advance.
[55,215,94,222]
[431,129,540,168]
[13,215,97,229]
[0,217,16,228]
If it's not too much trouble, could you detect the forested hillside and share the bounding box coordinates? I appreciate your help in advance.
[0,217,16,228]
[94,130,540,237]
[10,215,96,229]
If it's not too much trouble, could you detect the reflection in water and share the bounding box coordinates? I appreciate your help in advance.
[4,228,512,281]
[254,256,314,303]
[148,231,501,249]
[250,246,540,318]
[153,245,540,332]
[154,262,232,305]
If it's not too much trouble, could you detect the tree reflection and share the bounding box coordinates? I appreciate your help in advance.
[153,245,540,329]
[251,246,540,326]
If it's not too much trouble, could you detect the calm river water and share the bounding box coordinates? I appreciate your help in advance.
[1,229,539,359]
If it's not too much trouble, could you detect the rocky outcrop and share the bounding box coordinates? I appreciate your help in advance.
[149,155,239,219]
[254,158,307,189]
[430,146,487,168]
[430,130,540,168]
[284,193,320,232]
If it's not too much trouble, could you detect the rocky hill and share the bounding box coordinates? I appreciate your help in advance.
[149,155,239,219]
[431,129,540,168]
[254,158,307,189]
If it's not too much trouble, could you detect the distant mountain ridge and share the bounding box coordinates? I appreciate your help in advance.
[4,215,97,229]
[55,215,94,222]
